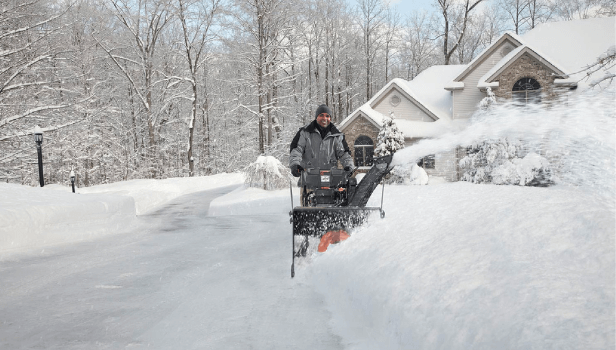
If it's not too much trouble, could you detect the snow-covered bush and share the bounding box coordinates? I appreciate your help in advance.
[243,155,291,190]
[375,112,405,157]
[383,163,428,185]
[479,87,496,110]
[459,139,554,186]
[491,152,554,186]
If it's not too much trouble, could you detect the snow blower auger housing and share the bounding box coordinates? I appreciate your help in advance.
[289,154,393,277]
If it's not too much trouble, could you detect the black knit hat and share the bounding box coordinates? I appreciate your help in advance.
[314,104,332,119]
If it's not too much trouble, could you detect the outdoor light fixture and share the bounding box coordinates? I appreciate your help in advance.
[70,170,76,193]
[33,125,44,187]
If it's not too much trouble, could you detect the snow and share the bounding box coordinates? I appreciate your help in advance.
[404,65,467,119]
[522,16,616,83]
[0,86,614,349]
[78,172,243,215]
[243,155,291,190]
[0,173,243,253]
[1,168,613,348]
[308,182,614,349]
[209,186,298,216]
[408,163,429,185]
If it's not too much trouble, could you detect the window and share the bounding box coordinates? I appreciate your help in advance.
[512,77,541,105]
[390,94,401,106]
[417,155,435,169]
[354,136,374,167]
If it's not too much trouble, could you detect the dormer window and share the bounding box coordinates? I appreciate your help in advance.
[512,77,541,105]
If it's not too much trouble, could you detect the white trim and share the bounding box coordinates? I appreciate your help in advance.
[481,46,569,86]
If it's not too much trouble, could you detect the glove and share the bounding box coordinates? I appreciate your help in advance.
[291,164,304,177]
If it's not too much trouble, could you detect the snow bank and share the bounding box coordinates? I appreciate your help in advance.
[209,186,299,216]
[307,183,614,349]
[79,173,244,215]
[0,183,136,252]
[0,173,244,254]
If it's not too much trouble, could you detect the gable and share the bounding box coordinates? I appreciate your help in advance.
[454,34,523,83]
[339,110,380,133]
[485,47,567,85]
[370,84,438,122]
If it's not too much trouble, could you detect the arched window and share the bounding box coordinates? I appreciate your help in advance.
[512,77,541,104]
[354,136,374,167]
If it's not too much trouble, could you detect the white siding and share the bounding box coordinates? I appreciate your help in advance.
[453,39,519,119]
[373,88,434,122]
[405,138,457,182]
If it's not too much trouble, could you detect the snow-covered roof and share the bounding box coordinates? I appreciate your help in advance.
[449,32,524,84]
[339,65,465,138]
[452,17,615,91]
[478,45,569,89]
[404,65,466,120]
[523,17,615,73]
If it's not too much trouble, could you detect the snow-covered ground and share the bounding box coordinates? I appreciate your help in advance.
[1,86,614,349]
[1,174,613,349]
[0,173,243,253]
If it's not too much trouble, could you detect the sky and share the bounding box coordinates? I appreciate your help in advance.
[389,0,435,13]
[346,0,435,17]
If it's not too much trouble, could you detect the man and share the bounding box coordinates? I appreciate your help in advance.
[289,104,354,177]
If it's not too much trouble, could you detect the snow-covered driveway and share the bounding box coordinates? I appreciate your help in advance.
[0,186,341,349]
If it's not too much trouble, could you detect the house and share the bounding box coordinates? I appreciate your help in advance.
[339,16,615,181]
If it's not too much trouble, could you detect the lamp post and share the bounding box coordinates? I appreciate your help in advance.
[70,170,75,193]
[33,125,44,187]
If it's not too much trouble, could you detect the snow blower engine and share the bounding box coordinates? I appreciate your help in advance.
[289,154,393,277]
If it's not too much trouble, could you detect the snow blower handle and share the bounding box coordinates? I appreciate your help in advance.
[289,180,294,211]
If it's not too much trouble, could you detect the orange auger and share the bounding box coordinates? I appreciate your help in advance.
[318,229,350,252]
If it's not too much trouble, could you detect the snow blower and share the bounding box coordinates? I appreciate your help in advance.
[289,154,393,277]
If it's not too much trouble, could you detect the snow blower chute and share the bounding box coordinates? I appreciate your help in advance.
[289,154,393,277]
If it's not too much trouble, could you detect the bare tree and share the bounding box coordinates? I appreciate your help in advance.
[526,0,553,29]
[383,7,401,84]
[357,0,386,99]
[401,12,438,79]
[548,0,606,20]
[98,0,174,177]
[175,0,221,176]
[498,0,530,34]
[228,0,295,154]
[435,0,485,65]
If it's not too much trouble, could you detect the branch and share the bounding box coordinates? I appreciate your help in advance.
[0,119,83,141]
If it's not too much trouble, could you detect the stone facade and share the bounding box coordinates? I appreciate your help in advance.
[492,52,559,101]
[339,115,380,169]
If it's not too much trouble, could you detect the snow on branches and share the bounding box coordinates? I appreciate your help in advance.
[375,112,405,157]
[243,155,291,190]
[479,87,496,110]
[459,139,554,186]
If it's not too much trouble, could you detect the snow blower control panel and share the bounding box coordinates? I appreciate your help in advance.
[300,168,357,207]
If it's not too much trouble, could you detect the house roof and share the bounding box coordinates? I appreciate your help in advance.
[339,65,466,138]
[449,16,615,91]
[521,16,616,87]
[478,45,569,89]
[450,32,524,84]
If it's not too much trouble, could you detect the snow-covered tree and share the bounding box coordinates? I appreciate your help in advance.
[375,112,405,157]
[459,139,553,186]
[243,155,291,190]
[479,87,497,110]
